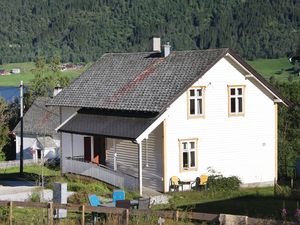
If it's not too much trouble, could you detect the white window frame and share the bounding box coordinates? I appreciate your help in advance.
[187,86,205,118]
[228,85,245,116]
[179,138,198,172]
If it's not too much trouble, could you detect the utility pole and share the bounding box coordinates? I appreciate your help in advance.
[20,81,24,175]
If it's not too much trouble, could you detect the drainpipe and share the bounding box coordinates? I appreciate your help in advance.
[138,142,143,196]
[113,139,117,171]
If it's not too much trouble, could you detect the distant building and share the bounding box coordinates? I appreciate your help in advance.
[11,68,21,74]
[0,69,9,75]
[14,97,60,161]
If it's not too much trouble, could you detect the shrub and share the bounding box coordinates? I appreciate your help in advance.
[28,188,42,202]
[207,175,241,192]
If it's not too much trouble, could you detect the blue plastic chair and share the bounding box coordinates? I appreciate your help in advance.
[112,190,125,203]
[88,194,101,207]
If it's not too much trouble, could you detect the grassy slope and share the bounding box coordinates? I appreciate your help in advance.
[247,57,297,82]
[0,62,88,86]
[0,58,296,87]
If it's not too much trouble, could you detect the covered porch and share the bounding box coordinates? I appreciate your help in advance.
[57,109,167,196]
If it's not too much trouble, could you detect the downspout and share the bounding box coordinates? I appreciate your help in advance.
[136,140,143,197]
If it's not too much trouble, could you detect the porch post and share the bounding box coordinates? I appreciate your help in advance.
[113,139,117,171]
[138,142,143,196]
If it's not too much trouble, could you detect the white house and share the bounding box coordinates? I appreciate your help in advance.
[14,97,60,162]
[47,41,289,195]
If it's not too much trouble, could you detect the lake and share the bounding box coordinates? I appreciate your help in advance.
[0,86,21,102]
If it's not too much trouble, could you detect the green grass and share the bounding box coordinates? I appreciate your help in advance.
[247,57,298,82]
[0,164,60,181]
[0,62,89,86]
[159,187,300,221]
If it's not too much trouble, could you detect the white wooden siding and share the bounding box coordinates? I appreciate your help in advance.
[16,135,60,161]
[165,57,276,190]
[106,124,163,191]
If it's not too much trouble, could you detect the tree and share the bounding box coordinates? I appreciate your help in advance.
[0,97,9,160]
[26,56,70,105]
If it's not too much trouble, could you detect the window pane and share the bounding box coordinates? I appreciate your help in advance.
[183,152,188,168]
[238,97,243,112]
[197,99,202,114]
[231,98,236,113]
[238,88,242,95]
[190,99,195,115]
[190,151,195,167]
[182,142,187,150]
[230,88,235,95]
[190,89,195,96]
[197,89,202,97]
[190,142,195,149]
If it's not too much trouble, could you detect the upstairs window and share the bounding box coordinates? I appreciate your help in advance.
[228,86,245,116]
[179,139,198,171]
[188,87,205,118]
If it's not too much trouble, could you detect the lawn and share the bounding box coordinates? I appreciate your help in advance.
[0,62,89,86]
[1,165,300,222]
[162,187,300,221]
[247,57,298,82]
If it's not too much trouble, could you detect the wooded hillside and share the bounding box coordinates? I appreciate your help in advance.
[0,0,299,63]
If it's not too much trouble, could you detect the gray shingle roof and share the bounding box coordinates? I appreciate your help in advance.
[47,49,229,112]
[14,97,59,137]
[59,113,158,140]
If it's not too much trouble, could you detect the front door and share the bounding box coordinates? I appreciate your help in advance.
[84,137,91,162]
[93,136,106,165]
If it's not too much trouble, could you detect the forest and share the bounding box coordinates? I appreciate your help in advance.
[0,0,299,63]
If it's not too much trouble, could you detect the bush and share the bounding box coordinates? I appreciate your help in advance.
[207,175,241,192]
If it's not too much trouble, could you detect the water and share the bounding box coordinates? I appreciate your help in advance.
[0,86,20,102]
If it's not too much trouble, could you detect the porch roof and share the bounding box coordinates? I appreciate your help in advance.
[58,112,158,140]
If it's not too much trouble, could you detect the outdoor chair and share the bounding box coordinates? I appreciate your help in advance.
[113,189,125,203]
[88,194,105,225]
[88,194,102,207]
[169,176,183,192]
[192,175,208,191]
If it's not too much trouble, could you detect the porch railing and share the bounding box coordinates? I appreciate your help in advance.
[63,157,139,191]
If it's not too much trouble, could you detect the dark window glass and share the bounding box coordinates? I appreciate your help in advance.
[190,99,195,114]
[231,98,236,112]
[238,88,242,95]
[238,97,243,112]
[190,89,195,96]
[197,89,202,97]
[230,88,235,95]
[190,151,195,167]
[183,152,188,168]
[190,142,195,149]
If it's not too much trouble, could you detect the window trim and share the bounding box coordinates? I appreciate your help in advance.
[178,138,198,172]
[187,86,205,119]
[228,85,245,117]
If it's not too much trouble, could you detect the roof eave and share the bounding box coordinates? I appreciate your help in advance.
[226,49,292,107]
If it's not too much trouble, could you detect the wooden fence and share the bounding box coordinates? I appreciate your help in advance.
[0,200,217,225]
[0,200,297,225]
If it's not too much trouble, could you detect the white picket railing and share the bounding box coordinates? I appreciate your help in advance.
[63,157,139,191]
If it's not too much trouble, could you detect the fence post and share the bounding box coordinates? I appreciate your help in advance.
[9,201,13,225]
[123,209,129,225]
[47,202,53,225]
[81,205,85,225]
[174,210,179,223]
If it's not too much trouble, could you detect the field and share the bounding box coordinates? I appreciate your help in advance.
[0,57,297,87]
[0,62,89,86]
[247,57,298,82]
